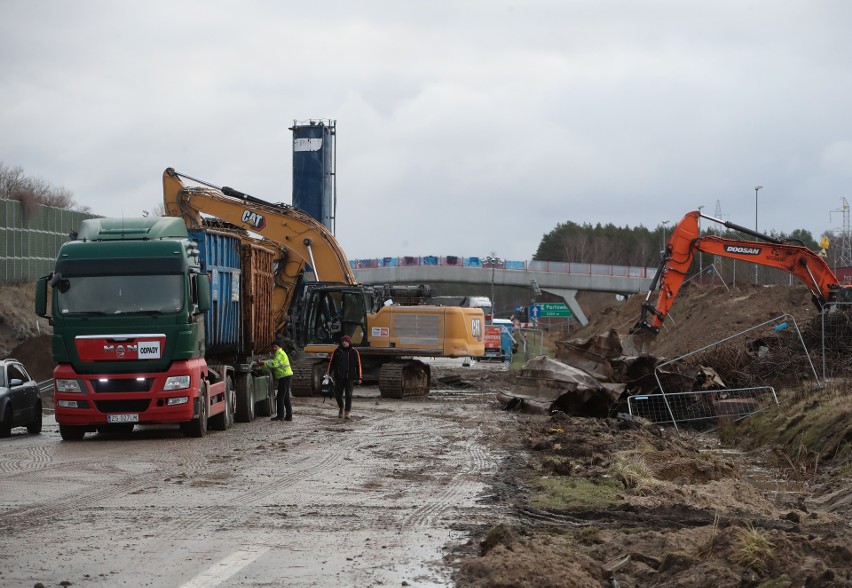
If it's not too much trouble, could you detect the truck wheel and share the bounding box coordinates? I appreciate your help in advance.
[256,376,273,417]
[226,375,235,428]
[26,402,43,435]
[180,385,208,438]
[234,373,255,423]
[59,424,86,441]
[211,376,235,431]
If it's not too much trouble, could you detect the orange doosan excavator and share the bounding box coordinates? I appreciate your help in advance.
[631,210,852,347]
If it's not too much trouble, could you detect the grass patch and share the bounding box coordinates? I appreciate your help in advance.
[572,526,602,545]
[733,524,774,574]
[609,452,662,493]
[530,476,622,510]
[718,382,852,468]
[834,462,852,478]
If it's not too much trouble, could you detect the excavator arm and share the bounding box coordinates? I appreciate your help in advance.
[632,210,843,339]
[163,167,357,334]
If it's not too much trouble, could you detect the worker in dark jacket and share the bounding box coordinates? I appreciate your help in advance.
[326,334,361,420]
[263,339,293,421]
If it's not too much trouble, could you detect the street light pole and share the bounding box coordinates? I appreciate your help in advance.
[754,185,763,284]
[697,205,704,283]
[484,255,504,323]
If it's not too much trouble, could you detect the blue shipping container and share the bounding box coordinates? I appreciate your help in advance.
[189,229,241,353]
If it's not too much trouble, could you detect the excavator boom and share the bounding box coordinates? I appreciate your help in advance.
[163,167,356,334]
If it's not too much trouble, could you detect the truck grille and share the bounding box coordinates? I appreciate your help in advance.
[90,378,153,393]
[95,400,151,413]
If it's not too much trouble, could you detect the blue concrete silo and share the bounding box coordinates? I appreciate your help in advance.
[290,119,336,233]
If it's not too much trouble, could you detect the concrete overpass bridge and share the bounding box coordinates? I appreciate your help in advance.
[350,256,657,326]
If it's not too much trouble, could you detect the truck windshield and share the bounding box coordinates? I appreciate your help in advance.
[57,275,184,316]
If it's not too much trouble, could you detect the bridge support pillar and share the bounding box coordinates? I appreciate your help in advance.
[544,289,588,327]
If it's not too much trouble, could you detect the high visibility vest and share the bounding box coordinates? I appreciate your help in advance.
[264,348,293,379]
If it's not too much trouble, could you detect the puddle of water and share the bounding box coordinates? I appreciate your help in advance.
[703,447,807,499]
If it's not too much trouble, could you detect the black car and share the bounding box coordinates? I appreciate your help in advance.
[0,358,42,437]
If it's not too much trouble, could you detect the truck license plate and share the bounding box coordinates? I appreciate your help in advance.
[107,414,139,423]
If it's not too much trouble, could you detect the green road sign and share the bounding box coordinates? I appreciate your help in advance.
[530,303,572,318]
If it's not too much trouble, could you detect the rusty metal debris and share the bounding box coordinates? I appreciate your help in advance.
[497,331,740,418]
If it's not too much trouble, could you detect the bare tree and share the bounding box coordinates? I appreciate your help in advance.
[0,161,83,212]
[142,202,166,216]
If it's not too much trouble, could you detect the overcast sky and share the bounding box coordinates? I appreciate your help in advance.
[3,1,852,261]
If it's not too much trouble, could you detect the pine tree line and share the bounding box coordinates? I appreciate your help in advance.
[532,219,840,270]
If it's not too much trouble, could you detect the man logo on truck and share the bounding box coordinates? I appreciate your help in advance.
[241,209,266,231]
[104,344,136,358]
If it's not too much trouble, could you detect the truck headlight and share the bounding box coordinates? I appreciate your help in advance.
[56,379,83,393]
[58,399,89,408]
[164,375,191,391]
[167,396,190,406]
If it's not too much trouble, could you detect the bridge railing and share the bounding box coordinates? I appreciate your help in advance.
[350,256,656,278]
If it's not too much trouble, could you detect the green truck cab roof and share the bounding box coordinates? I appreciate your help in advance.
[58,217,197,272]
[76,217,188,241]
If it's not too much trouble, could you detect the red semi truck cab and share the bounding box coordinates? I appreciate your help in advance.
[35,217,236,440]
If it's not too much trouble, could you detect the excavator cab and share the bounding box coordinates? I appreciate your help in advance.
[295,284,370,347]
[829,284,852,304]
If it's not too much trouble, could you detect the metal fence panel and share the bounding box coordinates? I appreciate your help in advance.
[821,302,852,382]
[628,387,779,425]
[0,200,96,283]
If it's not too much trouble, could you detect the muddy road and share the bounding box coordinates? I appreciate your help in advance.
[0,364,514,588]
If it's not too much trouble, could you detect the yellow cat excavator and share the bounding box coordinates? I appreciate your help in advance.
[163,168,485,398]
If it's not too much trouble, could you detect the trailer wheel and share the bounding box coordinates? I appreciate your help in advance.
[59,424,86,441]
[180,384,208,438]
[234,373,255,422]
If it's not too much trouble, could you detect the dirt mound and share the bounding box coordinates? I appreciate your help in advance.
[573,283,819,360]
[9,335,55,381]
[0,282,50,359]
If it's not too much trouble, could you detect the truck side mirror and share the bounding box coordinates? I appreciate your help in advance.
[35,275,50,319]
[195,273,211,314]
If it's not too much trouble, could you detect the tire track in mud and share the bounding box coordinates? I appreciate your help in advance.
[152,409,460,541]
[0,441,56,476]
[157,449,347,540]
[402,426,498,528]
[0,438,223,531]
[0,468,171,531]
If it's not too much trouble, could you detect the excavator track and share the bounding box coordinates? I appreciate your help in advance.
[291,358,324,397]
[378,360,431,399]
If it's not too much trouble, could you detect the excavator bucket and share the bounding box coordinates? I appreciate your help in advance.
[622,330,656,356]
